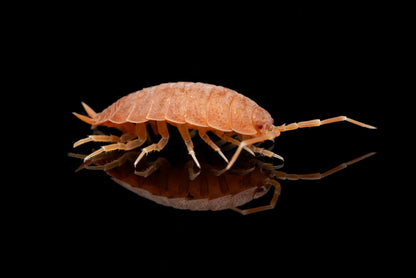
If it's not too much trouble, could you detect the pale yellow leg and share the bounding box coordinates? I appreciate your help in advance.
[225,134,274,171]
[84,137,146,161]
[198,129,228,163]
[177,124,201,168]
[73,135,120,148]
[213,131,255,156]
[247,144,284,161]
[83,123,147,161]
[134,121,169,167]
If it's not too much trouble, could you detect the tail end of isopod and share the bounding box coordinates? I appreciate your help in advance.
[81,102,98,118]
[73,112,96,125]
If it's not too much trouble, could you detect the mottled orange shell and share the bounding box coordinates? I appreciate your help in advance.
[91,82,274,136]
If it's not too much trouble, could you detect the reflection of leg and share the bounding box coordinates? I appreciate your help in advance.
[134,157,169,178]
[274,152,376,181]
[198,129,228,163]
[177,124,201,168]
[185,160,201,181]
[231,179,281,215]
[69,150,138,172]
[85,152,134,171]
[134,121,169,167]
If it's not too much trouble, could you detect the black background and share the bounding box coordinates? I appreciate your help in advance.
[18,2,400,276]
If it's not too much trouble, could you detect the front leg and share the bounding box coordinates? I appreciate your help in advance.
[225,134,278,171]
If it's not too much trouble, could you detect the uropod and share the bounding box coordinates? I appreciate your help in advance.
[73,82,376,170]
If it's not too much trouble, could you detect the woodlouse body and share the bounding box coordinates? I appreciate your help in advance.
[80,82,273,135]
[73,82,376,170]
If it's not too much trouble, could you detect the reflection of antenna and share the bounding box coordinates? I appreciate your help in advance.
[232,152,376,215]
[274,152,376,181]
[70,150,376,215]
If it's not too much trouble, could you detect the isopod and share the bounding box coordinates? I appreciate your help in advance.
[73,82,376,170]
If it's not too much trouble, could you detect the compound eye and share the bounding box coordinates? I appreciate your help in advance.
[256,123,263,130]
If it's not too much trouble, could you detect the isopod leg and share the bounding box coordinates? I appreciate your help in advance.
[84,137,146,161]
[134,121,169,167]
[247,144,284,162]
[83,123,147,161]
[73,135,120,148]
[231,180,281,215]
[177,124,201,168]
[213,131,255,156]
[198,129,228,163]
[225,135,273,171]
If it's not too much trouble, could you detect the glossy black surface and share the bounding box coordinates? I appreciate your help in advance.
[31,3,395,276]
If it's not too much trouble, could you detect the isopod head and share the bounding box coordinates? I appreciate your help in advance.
[252,106,280,137]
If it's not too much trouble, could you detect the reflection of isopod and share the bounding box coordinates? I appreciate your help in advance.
[73,82,376,171]
[70,150,375,215]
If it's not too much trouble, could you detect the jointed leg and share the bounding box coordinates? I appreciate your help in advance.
[83,138,146,161]
[213,131,255,156]
[177,124,201,168]
[134,121,169,167]
[238,135,283,162]
[248,145,284,161]
[83,123,147,161]
[278,116,376,132]
[225,134,274,171]
[198,129,228,163]
[73,135,120,148]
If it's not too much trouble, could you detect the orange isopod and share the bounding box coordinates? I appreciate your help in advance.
[73,82,376,170]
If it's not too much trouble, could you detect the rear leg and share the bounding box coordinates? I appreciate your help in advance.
[134,121,169,167]
[83,123,147,161]
[73,135,120,148]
